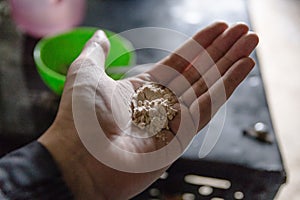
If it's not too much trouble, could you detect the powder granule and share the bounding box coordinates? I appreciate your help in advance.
[131,83,178,136]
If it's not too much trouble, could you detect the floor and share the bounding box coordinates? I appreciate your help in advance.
[249,0,300,199]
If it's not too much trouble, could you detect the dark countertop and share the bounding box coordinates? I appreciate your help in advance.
[0,0,285,192]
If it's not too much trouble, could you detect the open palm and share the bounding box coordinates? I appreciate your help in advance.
[39,22,258,199]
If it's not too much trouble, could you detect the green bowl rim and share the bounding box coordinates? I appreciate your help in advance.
[33,27,136,84]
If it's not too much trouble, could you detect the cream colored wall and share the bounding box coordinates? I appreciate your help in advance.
[249,0,300,199]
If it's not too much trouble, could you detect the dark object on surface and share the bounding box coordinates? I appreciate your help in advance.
[243,122,273,144]
[0,0,286,199]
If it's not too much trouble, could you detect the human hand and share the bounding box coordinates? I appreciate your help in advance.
[39,22,258,200]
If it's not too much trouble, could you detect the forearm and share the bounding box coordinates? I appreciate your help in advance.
[38,123,106,200]
[38,124,162,200]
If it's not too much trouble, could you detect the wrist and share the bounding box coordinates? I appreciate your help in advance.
[38,122,105,200]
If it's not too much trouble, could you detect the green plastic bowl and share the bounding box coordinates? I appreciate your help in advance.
[34,27,135,95]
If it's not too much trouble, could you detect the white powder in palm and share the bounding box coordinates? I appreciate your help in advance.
[131,83,178,136]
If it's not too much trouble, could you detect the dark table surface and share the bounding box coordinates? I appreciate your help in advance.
[0,0,285,176]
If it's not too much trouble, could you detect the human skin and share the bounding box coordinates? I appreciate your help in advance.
[38,22,259,199]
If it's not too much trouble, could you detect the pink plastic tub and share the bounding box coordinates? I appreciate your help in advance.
[9,0,86,38]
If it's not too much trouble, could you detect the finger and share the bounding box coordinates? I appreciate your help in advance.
[201,23,249,63]
[220,32,259,66]
[180,33,259,106]
[76,30,111,69]
[147,21,228,84]
[65,30,112,95]
[189,57,255,131]
[166,23,249,95]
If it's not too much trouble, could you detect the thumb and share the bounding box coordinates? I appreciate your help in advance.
[76,30,111,70]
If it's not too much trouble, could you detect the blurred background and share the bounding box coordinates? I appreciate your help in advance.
[0,0,299,199]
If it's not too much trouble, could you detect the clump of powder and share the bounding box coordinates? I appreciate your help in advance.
[131,83,178,136]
